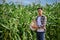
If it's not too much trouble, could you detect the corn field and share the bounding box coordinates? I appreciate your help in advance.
[0,3,60,40]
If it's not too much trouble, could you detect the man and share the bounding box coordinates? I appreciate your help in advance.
[34,8,47,40]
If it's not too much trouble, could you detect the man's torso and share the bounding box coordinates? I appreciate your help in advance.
[36,15,46,32]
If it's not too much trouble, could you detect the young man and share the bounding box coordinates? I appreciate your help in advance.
[35,8,47,40]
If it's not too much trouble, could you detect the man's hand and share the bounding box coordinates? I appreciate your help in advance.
[32,23,38,30]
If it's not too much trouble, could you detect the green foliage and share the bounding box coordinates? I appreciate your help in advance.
[0,3,60,40]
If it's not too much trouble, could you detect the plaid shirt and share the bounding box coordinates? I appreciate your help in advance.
[36,15,47,27]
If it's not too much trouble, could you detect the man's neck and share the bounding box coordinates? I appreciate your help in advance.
[38,15,42,16]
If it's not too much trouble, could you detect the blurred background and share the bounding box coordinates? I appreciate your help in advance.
[0,0,60,40]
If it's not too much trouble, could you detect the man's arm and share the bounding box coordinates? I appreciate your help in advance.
[41,16,47,29]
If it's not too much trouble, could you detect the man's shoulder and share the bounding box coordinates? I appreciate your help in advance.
[35,15,47,20]
[42,15,47,18]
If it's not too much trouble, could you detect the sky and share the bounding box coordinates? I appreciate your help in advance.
[0,0,60,6]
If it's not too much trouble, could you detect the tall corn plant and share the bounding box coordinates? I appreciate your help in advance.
[0,3,21,40]
[44,3,60,40]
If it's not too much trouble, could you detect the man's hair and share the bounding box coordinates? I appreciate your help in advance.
[37,7,43,10]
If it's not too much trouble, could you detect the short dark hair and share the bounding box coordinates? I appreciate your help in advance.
[37,7,43,10]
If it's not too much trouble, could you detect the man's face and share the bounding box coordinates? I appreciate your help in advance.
[38,9,43,15]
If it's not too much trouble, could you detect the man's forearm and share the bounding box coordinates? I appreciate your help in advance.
[37,26,45,29]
